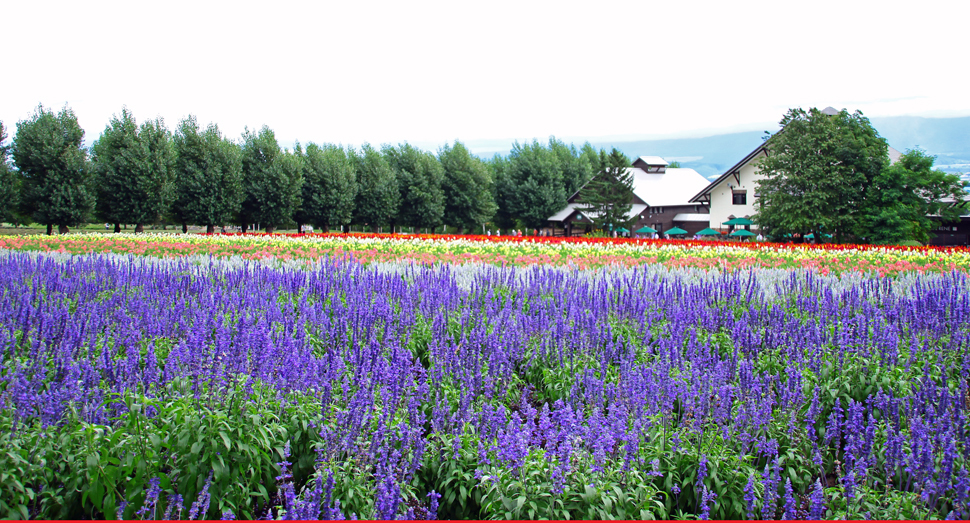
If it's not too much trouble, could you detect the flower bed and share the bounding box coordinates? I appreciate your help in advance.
[1,232,968,275]
[1,251,968,519]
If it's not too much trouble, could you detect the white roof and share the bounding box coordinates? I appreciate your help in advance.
[548,203,579,222]
[548,203,648,222]
[672,213,711,222]
[630,167,711,206]
[637,156,668,166]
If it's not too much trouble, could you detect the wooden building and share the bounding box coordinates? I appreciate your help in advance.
[548,156,711,236]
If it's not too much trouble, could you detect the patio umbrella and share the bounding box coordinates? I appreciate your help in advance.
[724,217,754,226]
[695,227,721,236]
[804,233,833,239]
[729,229,756,237]
[635,226,657,234]
[664,227,688,236]
[615,227,630,233]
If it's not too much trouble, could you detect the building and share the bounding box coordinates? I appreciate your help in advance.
[548,156,711,236]
[689,107,903,233]
[928,195,970,246]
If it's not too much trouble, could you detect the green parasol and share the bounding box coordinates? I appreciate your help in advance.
[615,227,630,233]
[724,217,754,226]
[729,229,756,237]
[695,227,721,236]
[664,227,688,235]
[635,226,657,234]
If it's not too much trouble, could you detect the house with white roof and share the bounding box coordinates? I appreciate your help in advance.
[548,156,711,236]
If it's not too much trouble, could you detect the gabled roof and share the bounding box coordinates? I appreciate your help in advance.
[688,142,769,203]
[551,160,710,222]
[637,156,668,166]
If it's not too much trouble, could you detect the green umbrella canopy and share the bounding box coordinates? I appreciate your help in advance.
[729,229,757,237]
[664,227,688,235]
[615,227,630,233]
[804,233,833,239]
[695,227,721,236]
[635,226,657,234]
[724,217,754,226]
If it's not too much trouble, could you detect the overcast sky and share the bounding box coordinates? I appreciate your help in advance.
[4,0,968,151]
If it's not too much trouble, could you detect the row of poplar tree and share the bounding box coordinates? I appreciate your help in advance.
[0,105,627,235]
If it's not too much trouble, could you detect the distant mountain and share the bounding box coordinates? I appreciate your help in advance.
[468,116,970,181]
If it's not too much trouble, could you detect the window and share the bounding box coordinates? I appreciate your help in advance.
[732,191,747,205]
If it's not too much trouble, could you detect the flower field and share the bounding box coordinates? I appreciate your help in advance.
[2,241,969,520]
[2,232,970,275]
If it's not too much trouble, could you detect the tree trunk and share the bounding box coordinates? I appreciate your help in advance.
[46,224,53,235]
[240,222,248,234]
[206,224,215,234]
[135,223,144,233]
[113,223,121,233]
[124,224,127,230]
[181,222,188,234]
[322,224,330,233]
[58,224,70,234]
[265,225,276,234]
[297,223,303,234]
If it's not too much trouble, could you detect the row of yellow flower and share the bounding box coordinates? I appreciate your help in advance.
[1,233,968,276]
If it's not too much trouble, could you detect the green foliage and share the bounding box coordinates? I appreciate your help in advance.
[858,148,967,244]
[439,140,496,232]
[0,121,19,222]
[12,104,95,233]
[383,143,445,230]
[239,126,303,233]
[350,143,398,229]
[171,116,244,233]
[295,143,357,232]
[755,107,889,243]
[550,137,595,199]
[0,378,320,520]
[499,140,567,230]
[92,108,176,231]
[576,147,633,232]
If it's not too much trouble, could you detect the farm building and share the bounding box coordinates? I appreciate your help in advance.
[548,156,711,236]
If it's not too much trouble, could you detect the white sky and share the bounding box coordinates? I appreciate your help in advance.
[3,0,968,151]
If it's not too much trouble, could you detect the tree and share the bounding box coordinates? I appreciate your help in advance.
[501,140,567,230]
[858,148,967,244]
[576,148,633,231]
[488,154,515,230]
[295,143,357,233]
[350,143,398,231]
[239,126,303,233]
[754,108,889,243]
[383,144,444,232]
[92,108,175,233]
[12,105,94,234]
[550,137,595,198]
[0,122,19,224]
[438,140,496,233]
[171,116,244,234]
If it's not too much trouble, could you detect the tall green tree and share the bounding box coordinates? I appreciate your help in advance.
[12,105,94,234]
[383,143,444,232]
[858,148,967,244]
[350,143,398,231]
[295,143,357,233]
[92,108,175,233]
[487,154,515,229]
[171,116,243,234]
[239,126,303,233]
[0,122,19,224]
[754,108,889,243]
[501,140,567,230]
[577,148,633,231]
[550,137,595,199]
[439,140,496,233]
